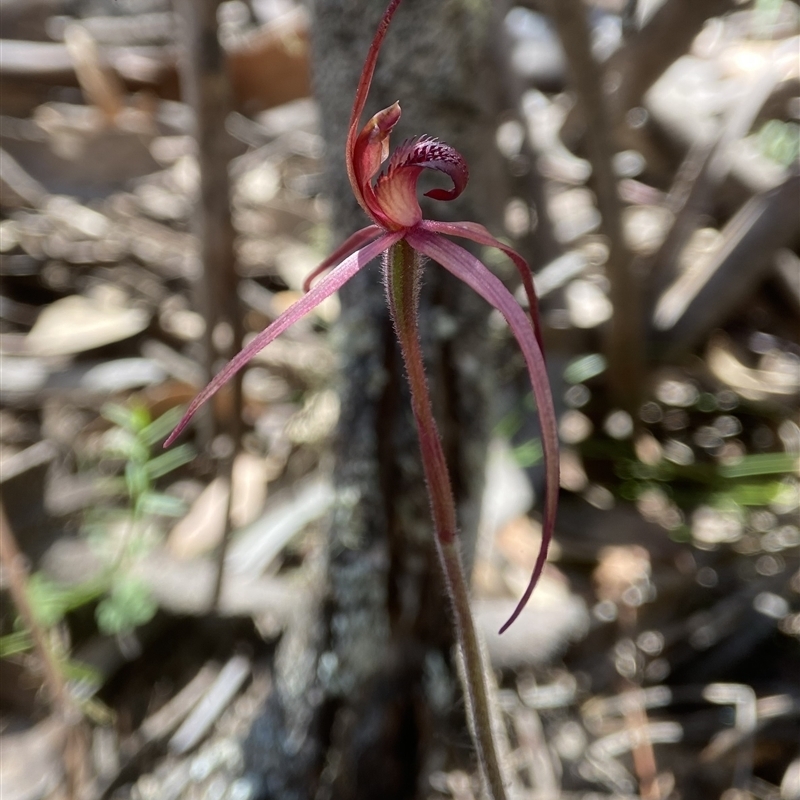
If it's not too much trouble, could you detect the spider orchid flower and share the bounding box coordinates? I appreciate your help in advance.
[165,0,558,635]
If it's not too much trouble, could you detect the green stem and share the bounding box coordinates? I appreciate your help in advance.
[384,240,509,800]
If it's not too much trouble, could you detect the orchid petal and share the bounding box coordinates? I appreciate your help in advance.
[384,136,468,201]
[373,163,423,228]
[420,220,544,353]
[352,104,403,229]
[303,225,383,293]
[346,0,402,215]
[165,232,402,447]
[372,137,469,229]
[407,229,559,634]
[353,103,401,188]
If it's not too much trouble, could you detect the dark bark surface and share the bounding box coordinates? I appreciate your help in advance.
[245,1,511,797]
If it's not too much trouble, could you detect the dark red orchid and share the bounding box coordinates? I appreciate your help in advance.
[165,0,558,634]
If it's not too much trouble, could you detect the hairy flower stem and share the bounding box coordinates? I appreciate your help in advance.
[385,240,509,800]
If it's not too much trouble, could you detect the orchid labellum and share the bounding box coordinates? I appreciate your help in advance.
[166,0,558,636]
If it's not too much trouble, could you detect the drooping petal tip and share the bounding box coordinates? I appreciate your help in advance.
[406,229,559,633]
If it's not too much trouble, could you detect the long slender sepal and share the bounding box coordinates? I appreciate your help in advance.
[302,225,382,292]
[165,232,402,447]
[420,219,545,353]
[346,0,402,214]
[406,230,559,634]
[347,0,401,140]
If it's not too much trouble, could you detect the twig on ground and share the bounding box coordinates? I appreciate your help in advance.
[63,22,126,121]
[96,663,221,799]
[622,692,661,800]
[511,700,560,798]
[168,654,252,755]
[702,683,757,794]
[0,147,49,209]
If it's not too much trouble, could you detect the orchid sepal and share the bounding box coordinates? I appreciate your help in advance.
[406,229,559,633]
[346,0,402,218]
[420,219,545,353]
[344,0,468,232]
[164,232,402,448]
[302,224,382,293]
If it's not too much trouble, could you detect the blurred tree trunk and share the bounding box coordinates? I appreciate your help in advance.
[246,2,510,797]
